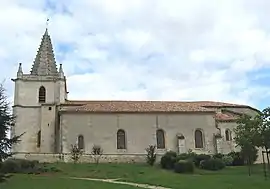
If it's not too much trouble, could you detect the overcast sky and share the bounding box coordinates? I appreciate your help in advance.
[0,0,270,110]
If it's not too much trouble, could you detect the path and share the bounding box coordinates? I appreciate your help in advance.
[69,177,171,189]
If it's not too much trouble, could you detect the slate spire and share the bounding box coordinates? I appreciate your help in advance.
[30,28,58,75]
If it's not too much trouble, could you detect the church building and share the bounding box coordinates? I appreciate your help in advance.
[11,29,260,163]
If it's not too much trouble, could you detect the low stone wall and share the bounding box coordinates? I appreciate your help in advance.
[11,153,162,163]
[11,152,264,164]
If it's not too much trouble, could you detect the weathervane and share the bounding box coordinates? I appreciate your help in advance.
[46,18,49,29]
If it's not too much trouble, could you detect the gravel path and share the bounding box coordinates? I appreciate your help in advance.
[69,177,171,189]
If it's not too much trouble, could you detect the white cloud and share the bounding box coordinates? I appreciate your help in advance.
[1,0,270,109]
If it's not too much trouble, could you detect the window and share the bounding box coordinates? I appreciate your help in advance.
[195,129,203,148]
[156,129,165,149]
[37,130,41,148]
[78,135,84,150]
[225,129,232,141]
[117,129,126,149]
[38,86,46,103]
[48,107,52,110]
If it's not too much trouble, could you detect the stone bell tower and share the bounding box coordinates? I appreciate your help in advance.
[11,28,68,154]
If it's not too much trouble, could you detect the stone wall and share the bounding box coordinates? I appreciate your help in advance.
[60,113,217,155]
[11,151,264,164]
[12,153,162,163]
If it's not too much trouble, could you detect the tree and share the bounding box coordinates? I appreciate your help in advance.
[254,107,270,170]
[91,145,103,165]
[234,114,259,176]
[145,145,156,166]
[0,83,22,162]
[0,83,22,182]
[70,144,83,163]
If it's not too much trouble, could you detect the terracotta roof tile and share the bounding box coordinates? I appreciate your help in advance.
[60,101,216,113]
[215,112,238,121]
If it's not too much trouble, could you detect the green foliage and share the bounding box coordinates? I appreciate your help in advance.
[0,84,24,182]
[160,151,177,169]
[222,155,233,166]
[234,114,259,175]
[228,152,245,166]
[0,84,23,162]
[91,144,103,164]
[213,153,224,159]
[174,160,194,174]
[200,158,225,171]
[193,154,211,167]
[145,145,156,166]
[240,146,258,165]
[0,159,61,174]
[177,153,195,162]
[255,107,270,150]
[234,115,258,149]
[70,144,83,163]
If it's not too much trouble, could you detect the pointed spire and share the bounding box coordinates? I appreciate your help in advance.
[17,63,23,77]
[30,28,58,76]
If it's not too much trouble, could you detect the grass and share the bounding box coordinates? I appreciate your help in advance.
[0,174,139,189]
[1,162,270,189]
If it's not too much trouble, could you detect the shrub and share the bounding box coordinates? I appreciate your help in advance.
[200,158,225,171]
[228,152,245,166]
[0,159,60,174]
[160,151,177,169]
[91,144,103,164]
[177,153,191,161]
[1,159,21,173]
[145,145,156,166]
[174,160,194,174]
[194,154,211,167]
[222,155,233,166]
[213,153,224,159]
[70,144,83,163]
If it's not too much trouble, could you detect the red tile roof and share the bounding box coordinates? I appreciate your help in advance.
[59,100,250,113]
[215,112,238,121]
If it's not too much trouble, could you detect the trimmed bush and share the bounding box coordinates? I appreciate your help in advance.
[174,160,194,174]
[0,159,61,174]
[213,153,224,159]
[200,158,225,171]
[194,154,211,167]
[1,159,21,173]
[228,152,245,166]
[222,155,233,166]
[176,153,195,162]
[160,151,177,169]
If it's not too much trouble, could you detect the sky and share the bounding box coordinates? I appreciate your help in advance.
[0,0,270,110]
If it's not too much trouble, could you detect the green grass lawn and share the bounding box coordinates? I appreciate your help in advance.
[0,174,139,189]
[1,163,270,189]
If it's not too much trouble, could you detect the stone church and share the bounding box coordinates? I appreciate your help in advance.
[11,29,261,163]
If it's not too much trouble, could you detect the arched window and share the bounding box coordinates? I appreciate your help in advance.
[225,129,232,141]
[37,130,41,148]
[195,129,203,148]
[38,86,46,103]
[117,129,126,149]
[78,135,84,150]
[156,129,165,149]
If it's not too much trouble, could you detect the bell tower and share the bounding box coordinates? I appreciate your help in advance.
[11,28,68,154]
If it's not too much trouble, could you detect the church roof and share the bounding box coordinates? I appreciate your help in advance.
[30,29,58,75]
[215,112,238,122]
[59,100,251,113]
